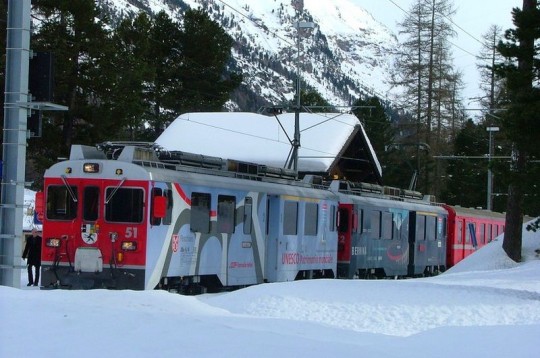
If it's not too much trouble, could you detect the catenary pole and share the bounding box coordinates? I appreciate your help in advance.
[0,0,31,288]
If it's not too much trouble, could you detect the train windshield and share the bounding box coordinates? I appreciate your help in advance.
[83,186,100,221]
[105,187,144,223]
[46,185,78,220]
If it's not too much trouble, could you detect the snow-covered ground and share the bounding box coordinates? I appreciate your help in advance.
[2,220,539,358]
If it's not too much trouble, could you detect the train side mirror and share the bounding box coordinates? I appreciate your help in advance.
[35,191,44,218]
[153,195,166,219]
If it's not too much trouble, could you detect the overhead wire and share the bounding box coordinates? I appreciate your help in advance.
[385,0,494,64]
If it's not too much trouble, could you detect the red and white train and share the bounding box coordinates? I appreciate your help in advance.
[35,142,505,292]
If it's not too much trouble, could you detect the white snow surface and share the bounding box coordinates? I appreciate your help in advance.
[22,188,41,232]
[155,111,382,174]
[2,219,539,357]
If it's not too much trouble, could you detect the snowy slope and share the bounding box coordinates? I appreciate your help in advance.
[99,0,398,110]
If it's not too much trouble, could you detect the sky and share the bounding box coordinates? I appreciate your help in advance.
[354,0,522,107]
[2,218,539,358]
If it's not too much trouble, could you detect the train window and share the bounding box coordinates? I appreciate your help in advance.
[426,216,436,241]
[191,192,211,233]
[330,205,337,232]
[393,213,402,239]
[150,188,163,226]
[46,185,78,220]
[416,215,426,241]
[243,197,253,234]
[164,189,173,225]
[362,211,371,232]
[400,214,409,240]
[83,186,99,221]
[283,201,298,235]
[457,221,463,244]
[382,212,392,239]
[304,203,318,236]
[465,222,472,243]
[487,224,492,242]
[480,224,486,244]
[217,195,236,234]
[371,211,381,239]
[105,187,144,223]
[357,209,364,233]
[437,217,446,240]
[337,207,349,233]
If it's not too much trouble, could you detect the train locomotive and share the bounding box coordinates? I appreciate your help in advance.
[36,142,504,293]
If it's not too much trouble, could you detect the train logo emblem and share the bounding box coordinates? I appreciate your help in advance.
[81,224,98,244]
[172,234,179,252]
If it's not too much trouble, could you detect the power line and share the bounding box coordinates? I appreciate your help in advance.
[385,0,492,64]
[215,0,295,47]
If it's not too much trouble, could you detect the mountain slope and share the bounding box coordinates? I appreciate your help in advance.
[101,0,398,111]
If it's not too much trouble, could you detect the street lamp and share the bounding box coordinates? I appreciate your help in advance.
[486,126,499,210]
[288,21,314,172]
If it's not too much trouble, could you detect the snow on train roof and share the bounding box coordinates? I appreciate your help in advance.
[156,112,382,175]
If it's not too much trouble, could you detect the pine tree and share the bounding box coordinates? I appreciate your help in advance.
[177,9,242,114]
[392,0,460,195]
[28,0,117,183]
[144,11,184,138]
[496,0,540,261]
[441,119,488,207]
[109,12,155,140]
[477,25,507,112]
[352,97,409,187]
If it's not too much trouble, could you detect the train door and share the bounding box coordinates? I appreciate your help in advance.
[264,195,281,282]
[454,219,465,263]
[337,204,353,278]
[407,211,417,276]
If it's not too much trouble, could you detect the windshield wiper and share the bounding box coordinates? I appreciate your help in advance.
[60,175,78,203]
[105,177,127,204]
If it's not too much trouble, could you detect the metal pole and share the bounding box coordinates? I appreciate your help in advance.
[287,21,313,173]
[291,25,301,172]
[0,0,31,288]
[486,126,499,211]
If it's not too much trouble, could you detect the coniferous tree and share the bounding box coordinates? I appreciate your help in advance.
[496,0,540,261]
[144,11,184,138]
[477,25,507,112]
[441,119,487,207]
[392,0,460,195]
[177,9,242,115]
[109,12,155,140]
[28,0,117,186]
[299,89,332,112]
[352,97,410,188]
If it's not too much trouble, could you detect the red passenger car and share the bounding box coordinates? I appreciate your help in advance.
[443,205,505,267]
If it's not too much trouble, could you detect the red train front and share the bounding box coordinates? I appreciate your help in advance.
[37,154,157,290]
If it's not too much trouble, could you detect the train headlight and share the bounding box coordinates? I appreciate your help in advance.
[121,241,137,251]
[46,238,61,248]
[83,163,100,173]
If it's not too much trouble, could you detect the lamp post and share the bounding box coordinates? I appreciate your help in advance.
[288,21,314,172]
[486,126,499,210]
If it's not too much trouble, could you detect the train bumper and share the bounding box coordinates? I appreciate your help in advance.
[40,263,145,290]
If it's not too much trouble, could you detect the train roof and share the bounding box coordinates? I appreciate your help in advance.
[51,143,435,208]
[442,204,507,220]
[155,112,382,183]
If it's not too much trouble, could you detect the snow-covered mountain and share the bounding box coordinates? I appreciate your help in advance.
[100,0,398,111]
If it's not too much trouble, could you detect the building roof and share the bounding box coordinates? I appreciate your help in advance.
[155,112,382,183]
